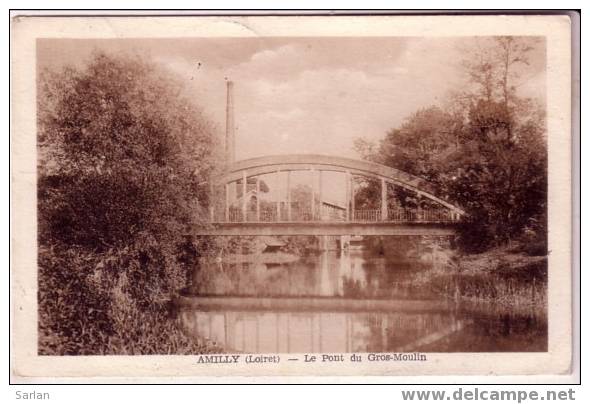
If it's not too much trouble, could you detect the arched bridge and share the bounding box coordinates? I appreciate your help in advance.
[197,154,465,236]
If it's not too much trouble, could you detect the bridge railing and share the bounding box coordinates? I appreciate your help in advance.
[227,207,243,223]
[387,208,458,223]
[218,206,459,224]
[353,209,381,222]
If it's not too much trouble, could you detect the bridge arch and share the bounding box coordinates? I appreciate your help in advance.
[217,154,465,216]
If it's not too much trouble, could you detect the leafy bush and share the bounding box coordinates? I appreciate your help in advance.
[37,52,218,354]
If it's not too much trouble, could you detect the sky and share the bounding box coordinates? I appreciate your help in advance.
[37,36,546,162]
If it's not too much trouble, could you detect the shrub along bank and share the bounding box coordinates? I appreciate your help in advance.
[37,53,219,354]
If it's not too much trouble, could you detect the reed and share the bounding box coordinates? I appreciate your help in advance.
[412,249,547,313]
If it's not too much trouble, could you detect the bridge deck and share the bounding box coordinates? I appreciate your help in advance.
[193,221,457,236]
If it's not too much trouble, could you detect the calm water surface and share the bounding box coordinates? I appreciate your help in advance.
[178,247,547,353]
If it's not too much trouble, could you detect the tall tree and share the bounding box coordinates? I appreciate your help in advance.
[355,37,546,252]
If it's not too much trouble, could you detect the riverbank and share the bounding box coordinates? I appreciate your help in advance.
[414,245,547,313]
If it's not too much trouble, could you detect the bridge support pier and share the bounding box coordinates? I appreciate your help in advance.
[381,178,388,221]
[256,177,260,221]
[319,170,323,220]
[310,169,316,220]
[242,171,247,221]
[350,174,355,221]
[275,170,281,221]
[225,183,230,222]
[287,171,291,222]
[318,235,331,251]
[345,171,351,221]
[340,235,350,250]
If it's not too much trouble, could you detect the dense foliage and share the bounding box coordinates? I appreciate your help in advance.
[355,38,547,252]
[38,53,219,354]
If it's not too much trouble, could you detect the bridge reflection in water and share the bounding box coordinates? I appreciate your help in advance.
[177,247,547,353]
[188,249,434,299]
[179,310,467,353]
[178,248,471,353]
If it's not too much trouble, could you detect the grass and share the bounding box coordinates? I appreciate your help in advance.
[412,245,547,314]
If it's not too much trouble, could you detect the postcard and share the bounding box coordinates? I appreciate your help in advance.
[10,13,574,381]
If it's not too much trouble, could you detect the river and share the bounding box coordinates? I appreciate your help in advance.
[177,240,547,353]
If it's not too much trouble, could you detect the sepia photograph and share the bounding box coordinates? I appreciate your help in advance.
[11,14,574,379]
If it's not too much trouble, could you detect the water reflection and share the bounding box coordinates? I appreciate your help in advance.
[180,248,547,353]
[179,310,469,353]
[191,250,431,299]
